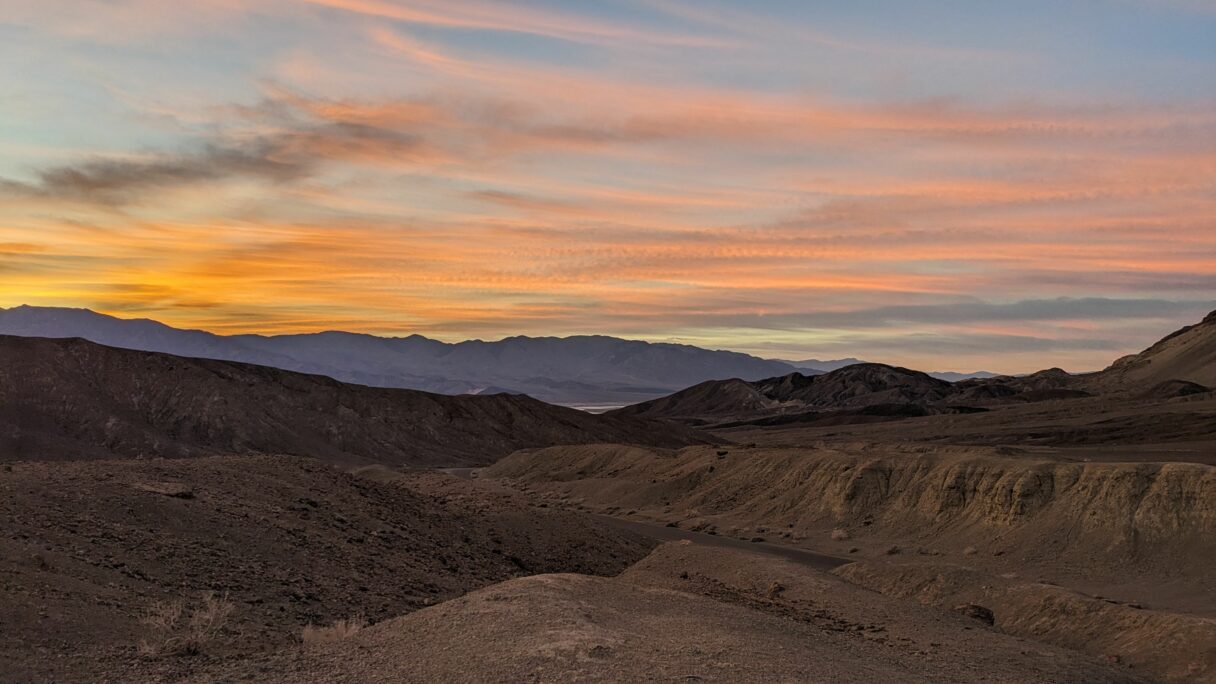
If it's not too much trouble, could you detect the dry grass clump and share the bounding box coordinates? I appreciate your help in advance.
[138,591,235,657]
[302,616,368,646]
[830,528,851,541]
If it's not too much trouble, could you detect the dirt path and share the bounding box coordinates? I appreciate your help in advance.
[591,514,850,572]
[441,467,849,572]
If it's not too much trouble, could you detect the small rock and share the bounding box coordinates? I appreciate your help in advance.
[830,529,850,541]
[884,545,901,555]
[962,546,978,556]
[133,481,194,499]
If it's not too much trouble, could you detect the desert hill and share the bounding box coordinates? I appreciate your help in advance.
[0,455,656,682]
[0,305,797,405]
[612,311,1215,426]
[612,363,960,425]
[0,335,714,466]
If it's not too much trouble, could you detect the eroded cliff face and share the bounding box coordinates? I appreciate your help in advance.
[488,443,1216,680]
[486,443,1216,576]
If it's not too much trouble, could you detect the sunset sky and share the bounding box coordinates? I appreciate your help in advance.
[2,1,1214,372]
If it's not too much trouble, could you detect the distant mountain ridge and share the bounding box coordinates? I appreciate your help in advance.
[0,306,796,405]
[783,356,997,381]
[0,335,716,465]
[783,357,865,372]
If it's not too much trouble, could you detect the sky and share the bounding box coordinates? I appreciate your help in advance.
[1,0,1214,372]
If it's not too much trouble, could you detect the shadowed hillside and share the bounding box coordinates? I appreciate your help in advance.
[0,335,716,466]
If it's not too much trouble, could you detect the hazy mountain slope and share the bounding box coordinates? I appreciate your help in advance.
[0,306,796,404]
[1085,310,1216,390]
[929,370,999,382]
[0,335,715,466]
[784,357,863,372]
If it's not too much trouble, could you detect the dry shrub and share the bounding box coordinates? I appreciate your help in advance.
[830,528,851,541]
[138,591,235,657]
[302,616,367,646]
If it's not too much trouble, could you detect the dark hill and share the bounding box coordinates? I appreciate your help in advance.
[611,363,952,424]
[0,335,715,466]
[755,364,952,408]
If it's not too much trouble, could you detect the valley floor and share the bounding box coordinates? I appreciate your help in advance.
[4,426,1212,682]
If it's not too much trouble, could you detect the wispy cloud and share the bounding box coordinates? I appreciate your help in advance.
[2,0,1214,372]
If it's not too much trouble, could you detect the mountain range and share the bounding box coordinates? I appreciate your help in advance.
[0,306,992,405]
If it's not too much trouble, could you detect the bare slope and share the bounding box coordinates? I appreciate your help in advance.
[0,455,655,682]
[718,391,1216,465]
[0,335,714,466]
[1086,310,1216,390]
[836,561,1216,682]
[190,542,1138,683]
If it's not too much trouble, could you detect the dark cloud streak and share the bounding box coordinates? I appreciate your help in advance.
[0,109,427,206]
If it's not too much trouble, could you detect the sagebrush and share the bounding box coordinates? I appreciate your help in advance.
[301,616,367,645]
[138,591,235,656]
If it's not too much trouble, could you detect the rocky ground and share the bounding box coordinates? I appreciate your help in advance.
[186,541,1140,683]
[0,455,655,682]
[484,442,1216,682]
